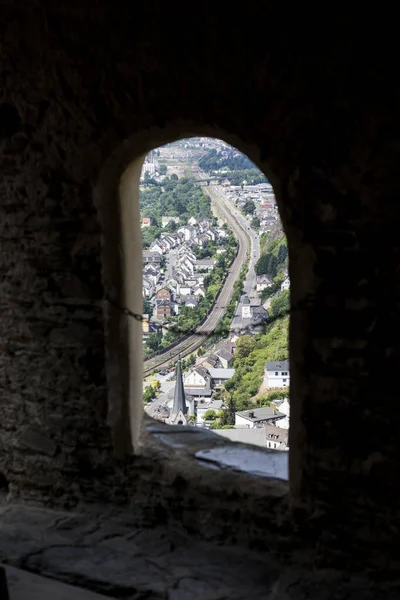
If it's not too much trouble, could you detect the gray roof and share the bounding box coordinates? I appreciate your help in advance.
[197,399,224,411]
[171,358,188,419]
[265,360,290,372]
[241,295,250,304]
[236,407,285,423]
[195,259,216,266]
[215,340,235,355]
[208,368,235,380]
[215,348,233,361]
[183,387,213,397]
[194,366,210,379]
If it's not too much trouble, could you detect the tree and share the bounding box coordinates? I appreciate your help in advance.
[270,289,290,318]
[235,335,257,360]
[255,253,269,275]
[166,220,177,232]
[143,385,156,403]
[243,199,256,215]
[251,216,260,229]
[203,409,217,421]
[143,298,152,315]
[158,164,167,176]
[278,243,288,263]
[146,331,162,352]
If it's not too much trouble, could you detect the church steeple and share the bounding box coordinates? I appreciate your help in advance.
[171,354,188,423]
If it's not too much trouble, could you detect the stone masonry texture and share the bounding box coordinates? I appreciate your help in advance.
[0,0,400,582]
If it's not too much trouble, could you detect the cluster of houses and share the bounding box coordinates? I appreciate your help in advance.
[142,216,228,337]
[230,293,270,338]
[225,182,280,234]
[161,343,291,451]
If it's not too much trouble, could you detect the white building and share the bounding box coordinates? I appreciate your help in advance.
[281,277,290,291]
[184,366,211,389]
[263,361,290,389]
[208,368,235,387]
[241,295,252,319]
[256,275,272,292]
[274,398,290,429]
[264,424,289,450]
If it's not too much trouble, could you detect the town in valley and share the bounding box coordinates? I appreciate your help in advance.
[141,138,290,450]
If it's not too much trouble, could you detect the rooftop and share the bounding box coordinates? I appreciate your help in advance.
[184,387,213,397]
[208,368,236,380]
[236,407,285,423]
[265,360,290,372]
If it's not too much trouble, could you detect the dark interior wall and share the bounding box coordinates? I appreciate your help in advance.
[0,1,399,566]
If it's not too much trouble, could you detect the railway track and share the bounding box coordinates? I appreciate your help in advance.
[143,176,250,377]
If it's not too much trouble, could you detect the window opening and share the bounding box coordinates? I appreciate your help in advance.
[134,137,290,450]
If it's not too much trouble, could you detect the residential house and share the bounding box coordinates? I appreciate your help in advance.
[263,425,289,450]
[256,275,272,292]
[142,318,160,343]
[215,348,234,368]
[196,399,224,425]
[156,287,172,302]
[195,234,209,248]
[215,339,235,355]
[141,217,151,228]
[205,228,217,242]
[192,273,205,285]
[156,299,171,320]
[159,236,173,251]
[181,295,198,308]
[231,295,269,334]
[198,217,212,231]
[194,286,205,298]
[195,258,216,272]
[235,407,285,428]
[149,241,164,255]
[165,277,179,295]
[142,277,154,298]
[241,295,252,319]
[272,398,290,429]
[143,250,162,265]
[178,225,195,241]
[143,264,160,286]
[281,276,290,291]
[188,216,198,226]
[178,285,193,296]
[184,366,212,390]
[208,368,235,387]
[199,353,219,370]
[263,361,290,389]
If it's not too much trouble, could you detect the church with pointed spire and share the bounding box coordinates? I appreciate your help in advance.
[168,355,191,426]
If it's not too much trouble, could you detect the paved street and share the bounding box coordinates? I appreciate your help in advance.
[212,185,260,303]
[144,381,175,418]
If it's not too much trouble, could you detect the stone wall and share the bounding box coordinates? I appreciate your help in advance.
[0,1,399,569]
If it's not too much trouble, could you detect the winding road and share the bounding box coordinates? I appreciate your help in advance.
[143,173,251,376]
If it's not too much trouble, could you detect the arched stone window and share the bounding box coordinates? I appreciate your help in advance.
[94,124,293,460]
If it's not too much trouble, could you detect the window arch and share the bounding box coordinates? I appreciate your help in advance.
[94,122,291,460]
